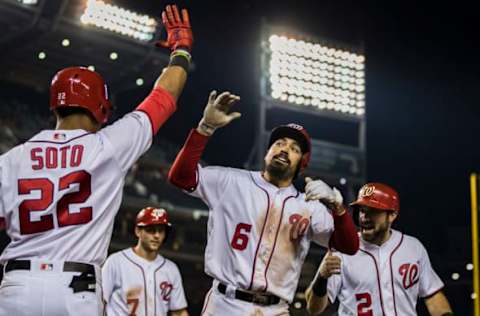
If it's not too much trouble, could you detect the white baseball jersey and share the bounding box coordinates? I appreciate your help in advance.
[190,166,334,303]
[102,248,188,316]
[327,229,444,316]
[0,111,153,266]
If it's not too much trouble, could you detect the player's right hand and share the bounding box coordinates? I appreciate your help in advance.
[318,250,341,278]
[156,5,193,52]
[197,90,241,135]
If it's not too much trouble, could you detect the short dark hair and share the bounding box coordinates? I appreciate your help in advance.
[55,106,97,122]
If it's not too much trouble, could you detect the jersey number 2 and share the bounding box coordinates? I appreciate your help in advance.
[355,292,373,316]
[18,170,92,235]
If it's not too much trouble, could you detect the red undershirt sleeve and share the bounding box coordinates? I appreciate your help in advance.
[168,129,210,192]
[329,211,359,255]
[136,87,177,136]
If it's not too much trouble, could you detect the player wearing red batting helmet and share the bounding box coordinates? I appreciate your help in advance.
[306,182,453,316]
[50,66,113,125]
[0,4,193,316]
[135,207,173,255]
[102,207,188,316]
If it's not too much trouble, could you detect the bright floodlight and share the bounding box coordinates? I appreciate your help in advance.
[267,34,365,117]
[17,0,37,5]
[87,65,95,71]
[38,51,46,60]
[466,263,474,271]
[80,0,157,41]
[451,272,460,280]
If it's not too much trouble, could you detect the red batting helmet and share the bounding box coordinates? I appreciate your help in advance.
[136,207,172,227]
[50,66,112,124]
[350,183,400,224]
[268,123,311,174]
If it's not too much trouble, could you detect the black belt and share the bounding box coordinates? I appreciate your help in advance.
[5,260,96,293]
[217,283,281,306]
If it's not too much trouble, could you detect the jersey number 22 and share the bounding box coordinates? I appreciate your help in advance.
[18,170,92,235]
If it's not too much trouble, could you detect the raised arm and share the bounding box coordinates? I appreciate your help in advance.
[167,91,240,191]
[136,4,193,135]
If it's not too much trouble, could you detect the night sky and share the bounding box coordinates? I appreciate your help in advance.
[114,0,479,258]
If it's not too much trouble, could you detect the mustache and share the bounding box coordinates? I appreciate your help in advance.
[273,153,290,163]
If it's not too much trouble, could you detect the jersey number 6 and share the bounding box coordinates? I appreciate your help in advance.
[230,223,252,251]
[18,170,92,235]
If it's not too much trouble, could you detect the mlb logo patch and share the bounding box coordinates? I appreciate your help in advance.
[53,133,66,141]
[40,263,53,271]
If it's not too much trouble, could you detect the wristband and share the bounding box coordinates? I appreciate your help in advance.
[169,49,191,72]
[311,275,328,297]
[197,120,217,136]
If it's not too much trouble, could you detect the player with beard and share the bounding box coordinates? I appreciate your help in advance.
[167,91,359,315]
[305,183,453,316]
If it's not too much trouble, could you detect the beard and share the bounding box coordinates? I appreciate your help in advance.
[265,158,295,182]
[360,219,390,244]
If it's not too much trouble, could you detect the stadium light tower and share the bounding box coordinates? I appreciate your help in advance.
[249,24,366,198]
[80,0,157,41]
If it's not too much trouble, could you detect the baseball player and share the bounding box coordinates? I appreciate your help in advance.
[305,182,453,316]
[167,91,360,315]
[0,5,193,316]
[102,207,188,316]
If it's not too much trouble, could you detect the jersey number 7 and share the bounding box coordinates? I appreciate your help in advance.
[18,170,92,235]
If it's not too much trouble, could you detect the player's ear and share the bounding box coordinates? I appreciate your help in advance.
[388,211,398,223]
[134,226,141,238]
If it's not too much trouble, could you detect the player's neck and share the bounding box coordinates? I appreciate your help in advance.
[262,171,292,188]
[133,245,158,262]
[367,229,392,246]
[55,114,100,132]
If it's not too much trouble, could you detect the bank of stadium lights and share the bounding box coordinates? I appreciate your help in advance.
[80,0,157,41]
[267,35,365,116]
[17,0,37,4]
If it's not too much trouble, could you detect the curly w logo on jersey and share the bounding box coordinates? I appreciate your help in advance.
[399,262,419,289]
[160,281,173,301]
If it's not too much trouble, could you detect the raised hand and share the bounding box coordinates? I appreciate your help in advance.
[156,5,193,52]
[197,91,241,136]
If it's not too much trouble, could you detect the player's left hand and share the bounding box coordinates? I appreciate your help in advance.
[305,177,345,215]
[156,5,193,52]
[197,90,241,135]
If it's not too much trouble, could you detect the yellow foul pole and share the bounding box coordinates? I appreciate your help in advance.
[470,173,480,316]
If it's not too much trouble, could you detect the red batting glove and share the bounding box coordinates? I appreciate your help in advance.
[156,5,193,52]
